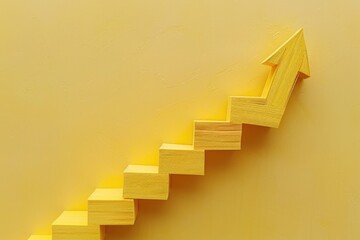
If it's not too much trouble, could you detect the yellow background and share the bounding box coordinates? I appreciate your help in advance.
[1,0,359,239]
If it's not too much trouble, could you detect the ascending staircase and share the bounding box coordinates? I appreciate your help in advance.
[28,28,310,240]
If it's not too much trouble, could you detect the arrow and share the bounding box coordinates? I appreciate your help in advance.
[227,28,310,128]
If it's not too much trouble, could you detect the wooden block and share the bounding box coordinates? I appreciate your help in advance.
[193,121,242,150]
[88,188,137,225]
[28,236,52,240]
[159,144,204,175]
[123,165,169,200]
[52,211,104,240]
[227,97,282,128]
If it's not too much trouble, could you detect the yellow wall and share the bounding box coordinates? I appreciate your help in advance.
[1,0,360,239]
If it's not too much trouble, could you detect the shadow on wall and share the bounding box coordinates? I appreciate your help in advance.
[106,124,271,239]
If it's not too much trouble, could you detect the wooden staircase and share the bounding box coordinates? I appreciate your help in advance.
[28,28,310,240]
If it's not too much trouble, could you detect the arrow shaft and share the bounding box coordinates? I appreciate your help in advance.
[266,35,306,111]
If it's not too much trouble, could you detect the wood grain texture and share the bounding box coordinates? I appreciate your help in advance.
[159,143,205,175]
[193,121,242,150]
[26,28,311,240]
[28,236,52,240]
[227,101,282,128]
[88,188,137,225]
[228,28,310,128]
[52,211,104,240]
[123,165,169,200]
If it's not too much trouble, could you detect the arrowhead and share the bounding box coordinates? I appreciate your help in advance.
[262,28,310,78]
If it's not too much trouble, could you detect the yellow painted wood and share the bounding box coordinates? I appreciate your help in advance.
[52,211,104,240]
[25,28,313,240]
[159,143,205,175]
[123,165,169,200]
[228,28,310,128]
[193,121,242,150]
[228,100,282,128]
[28,236,52,240]
[88,188,138,225]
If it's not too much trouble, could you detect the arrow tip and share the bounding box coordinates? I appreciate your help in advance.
[262,28,310,78]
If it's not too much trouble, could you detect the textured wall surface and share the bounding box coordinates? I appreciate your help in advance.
[1,0,359,239]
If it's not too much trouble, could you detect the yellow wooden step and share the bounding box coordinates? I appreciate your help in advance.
[52,211,104,240]
[123,165,169,200]
[193,121,242,150]
[88,188,137,225]
[159,143,204,175]
[26,28,310,240]
[28,236,52,240]
[227,99,282,128]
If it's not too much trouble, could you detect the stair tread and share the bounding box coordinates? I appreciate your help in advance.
[160,143,195,151]
[52,211,88,226]
[124,165,159,174]
[88,188,132,201]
